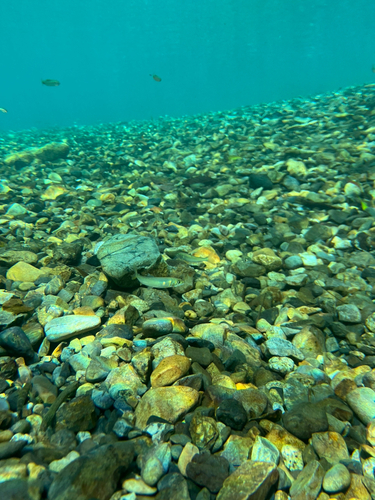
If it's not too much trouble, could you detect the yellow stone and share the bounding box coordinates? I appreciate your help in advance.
[135,386,199,429]
[151,355,191,387]
[6,261,43,282]
[73,306,96,316]
[41,185,68,200]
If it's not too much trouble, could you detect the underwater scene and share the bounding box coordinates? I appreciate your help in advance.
[1,1,375,499]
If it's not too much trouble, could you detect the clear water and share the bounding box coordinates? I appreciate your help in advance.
[1,0,375,131]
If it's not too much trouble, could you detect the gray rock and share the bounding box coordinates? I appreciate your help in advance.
[323,463,351,494]
[264,338,304,361]
[97,233,161,286]
[106,364,147,400]
[336,304,361,323]
[289,460,324,500]
[346,387,375,425]
[282,402,328,440]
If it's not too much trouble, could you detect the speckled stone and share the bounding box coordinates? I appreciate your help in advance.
[106,364,147,399]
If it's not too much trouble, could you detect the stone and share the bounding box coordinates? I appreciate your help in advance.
[281,445,304,472]
[97,233,161,287]
[143,318,174,337]
[0,326,35,361]
[282,402,328,441]
[45,315,101,342]
[185,346,213,367]
[216,460,278,500]
[151,355,191,387]
[220,436,254,468]
[47,441,134,500]
[268,356,294,375]
[311,432,349,465]
[264,338,304,361]
[251,436,280,465]
[289,460,324,500]
[55,395,97,433]
[123,478,157,495]
[106,364,147,399]
[336,304,361,323]
[322,463,351,494]
[135,386,199,430]
[156,472,191,500]
[6,261,44,282]
[178,442,199,476]
[216,399,247,431]
[189,414,218,450]
[346,387,375,425]
[32,375,58,404]
[186,452,230,493]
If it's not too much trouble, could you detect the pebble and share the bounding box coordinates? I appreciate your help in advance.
[44,314,101,341]
[217,460,278,500]
[346,387,375,425]
[150,354,191,387]
[322,463,351,494]
[135,386,200,429]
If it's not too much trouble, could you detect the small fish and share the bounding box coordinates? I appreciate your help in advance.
[174,252,208,266]
[42,79,60,86]
[135,270,183,288]
[150,74,162,82]
[0,108,7,113]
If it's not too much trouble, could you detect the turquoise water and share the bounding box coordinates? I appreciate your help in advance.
[1,0,375,131]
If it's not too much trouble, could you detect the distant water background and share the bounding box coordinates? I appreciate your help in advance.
[1,0,375,132]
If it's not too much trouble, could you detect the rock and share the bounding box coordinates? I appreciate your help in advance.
[178,442,199,476]
[220,436,255,468]
[282,402,328,441]
[122,478,157,495]
[186,452,230,493]
[268,356,294,375]
[97,233,161,287]
[304,224,332,243]
[289,460,324,500]
[0,326,35,361]
[336,304,361,323]
[322,463,351,494]
[0,439,27,459]
[32,375,58,404]
[33,142,70,161]
[216,399,247,431]
[189,414,218,450]
[151,355,191,387]
[135,386,199,429]
[0,250,38,266]
[216,460,278,500]
[311,432,349,465]
[251,436,280,464]
[151,337,185,368]
[281,444,304,472]
[346,387,375,425]
[55,395,97,433]
[249,173,273,190]
[44,315,101,342]
[106,363,147,399]
[264,338,304,361]
[189,323,226,348]
[6,261,44,282]
[185,346,213,367]
[156,472,191,500]
[143,318,173,337]
[47,441,134,500]
[142,456,165,486]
